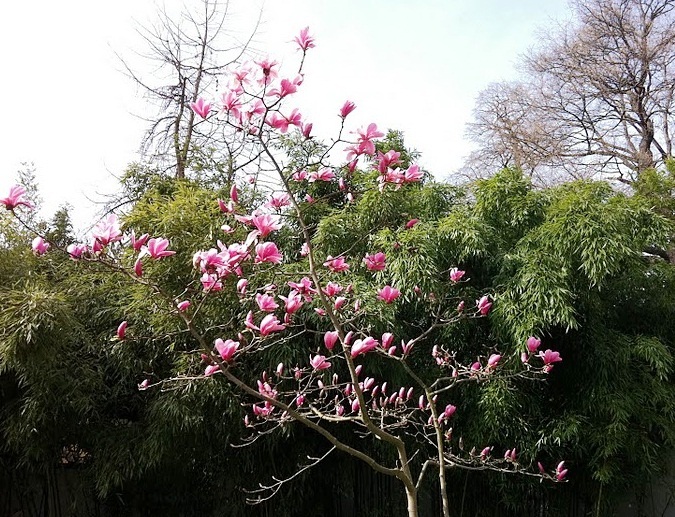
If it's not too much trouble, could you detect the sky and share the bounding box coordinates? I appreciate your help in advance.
[0,0,572,231]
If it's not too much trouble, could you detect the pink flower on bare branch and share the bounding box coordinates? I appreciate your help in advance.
[294,27,315,51]
[1,185,33,211]
[190,97,211,118]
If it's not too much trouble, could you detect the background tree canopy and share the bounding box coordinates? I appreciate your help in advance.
[463,0,675,186]
[2,162,674,515]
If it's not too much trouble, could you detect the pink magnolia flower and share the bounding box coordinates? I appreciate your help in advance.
[379,169,405,190]
[217,198,235,214]
[363,252,386,271]
[401,339,415,355]
[66,243,86,259]
[117,321,128,340]
[138,379,149,391]
[292,169,308,181]
[356,123,384,155]
[480,446,492,460]
[134,258,143,277]
[256,293,278,312]
[527,336,542,353]
[215,338,240,362]
[229,184,239,203]
[255,242,283,264]
[92,214,122,247]
[230,66,251,86]
[279,290,303,314]
[177,300,191,312]
[130,230,149,252]
[302,122,313,139]
[300,242,310,257]
[266,112,290,133]
[1,185,33,210]
[295,26,315,51]
[220,90,242,118]
[324,256,350,272]
[237,278,248,295]
[476,295,492,315]
[142,238,176,259]
[310,354,331,371]
[267,76,301,99]
[200,273,223,292]
[376,150,402,174]
[266,192,291,210]
[381,332,394,350]
[351,336,379,358]
[404,164,423,182]
[255,57,278,85]
[192,248,223,273]
[323,281,343,297]
[487,354,502,369]
[405,218,419,229]
[538,349,563,370]
[243,98,266,123]
[443,404,457,419]
[339,100,356,118]
[449,268,465,282]
[244,310,257,331]
[266,109,302,132]
[253,402,274,417]
[556,461,568,481]
[286,108,302,127]
[205,364,220,376]
[308,167,335,182]
[259,314,286,336]
[234,213,254,226]
[377,286,401,304]
[251,213,283,237]
[288,277,317,297]
[190,97,211,119]
[324,330,339,351]
[32,236,49,255]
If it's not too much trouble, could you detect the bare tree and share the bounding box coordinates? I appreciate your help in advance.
[119,0,259,180]
[463,0,675,185]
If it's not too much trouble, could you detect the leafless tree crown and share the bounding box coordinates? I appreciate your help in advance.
[462,0,675,185]
[119,0,258,180]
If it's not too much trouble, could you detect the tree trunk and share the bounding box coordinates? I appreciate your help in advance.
[405,484,419,517]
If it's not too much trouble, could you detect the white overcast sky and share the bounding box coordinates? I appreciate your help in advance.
[0,0,572,231]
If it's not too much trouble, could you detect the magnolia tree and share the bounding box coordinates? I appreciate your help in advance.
[3,28,566,517]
